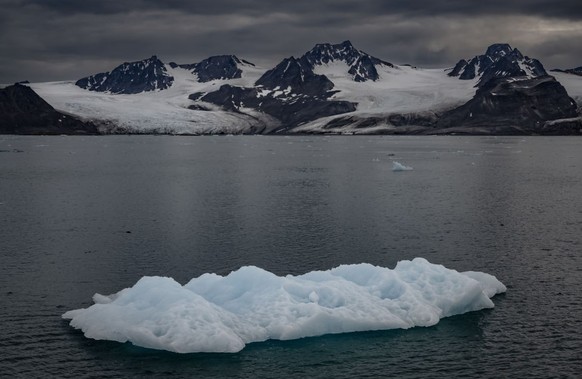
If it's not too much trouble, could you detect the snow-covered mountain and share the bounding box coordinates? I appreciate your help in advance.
[191,40,477,132]
[293,43,580,134]
[4,41,581,135]
[29,60,272,135]
[434,44,580,134]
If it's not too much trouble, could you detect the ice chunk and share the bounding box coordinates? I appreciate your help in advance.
[392,161,413,171]
[462,271,507,298]
[63,258,505,353]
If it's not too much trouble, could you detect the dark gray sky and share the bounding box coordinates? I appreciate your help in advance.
[1,0,581,83]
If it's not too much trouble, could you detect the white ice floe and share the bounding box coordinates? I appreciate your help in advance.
[63,258,506,353]
[392,161,413,171]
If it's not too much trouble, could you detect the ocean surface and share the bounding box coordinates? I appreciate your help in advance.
[1,135,581,378]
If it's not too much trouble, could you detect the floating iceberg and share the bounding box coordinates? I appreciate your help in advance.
[63,258,506,353]
[392,161,413,171]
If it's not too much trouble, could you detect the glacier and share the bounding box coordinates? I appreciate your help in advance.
[62,258,506,353]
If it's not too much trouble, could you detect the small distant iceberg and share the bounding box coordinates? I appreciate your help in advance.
[63,258,506,353]
[392,161,413,171]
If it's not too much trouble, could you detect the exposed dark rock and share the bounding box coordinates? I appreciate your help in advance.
[449,59,468,77]
[348,55,380,82]
[436,43,581,134]
[293,115,431,135]
[551,66,582,77]
[301,40,393,82]
[190,84,356,131]
[300,112,438,133]
[0,84,99,135]
[255,57,334,97]
[437,75,580,133]
[302,40,361,67]
[448,43,547,87]
[170,55,254,82]
[485,43,513,60]
[188,92,205,101]
[194,55,243,82]
[188,103,213,111]
[190,85,258,113]
[387,112,438,127]
[76,56,173,94]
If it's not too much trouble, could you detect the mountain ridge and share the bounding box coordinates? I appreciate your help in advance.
[76,55,174,94]
[448,43,547,87]
[551,66,582,77]
[169,55,255,82]
[4,41,581,135]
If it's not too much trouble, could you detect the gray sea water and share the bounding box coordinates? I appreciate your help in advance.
[1,135,581,378]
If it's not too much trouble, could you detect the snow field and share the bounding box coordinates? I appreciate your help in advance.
[316,62,479,114]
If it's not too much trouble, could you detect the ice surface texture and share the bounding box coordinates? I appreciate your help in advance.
[63,258,506,353]
[392,161,413,171]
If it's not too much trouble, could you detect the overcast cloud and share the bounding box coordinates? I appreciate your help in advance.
[1,0,581,83]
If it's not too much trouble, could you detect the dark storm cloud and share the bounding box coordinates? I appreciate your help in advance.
[18,0,582,19]
[1,0,581,83]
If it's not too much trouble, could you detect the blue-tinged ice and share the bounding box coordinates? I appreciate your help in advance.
[62,258,506,353]
[392,161,413,171]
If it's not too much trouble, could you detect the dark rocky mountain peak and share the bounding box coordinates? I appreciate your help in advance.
[255,56,334,97]
[193,55,244,83]
[301,40,394,82]
[170,55,254,82]
[349,55,381,82]
[303,40,361,67]
[449,43,547,87]
[76,55,174,94]
[1,84,53,113]
[485,43,514,60]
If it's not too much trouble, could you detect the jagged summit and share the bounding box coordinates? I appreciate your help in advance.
[254,56,334,97]
[448,43,547,86]
[303,40,361,66]
[76,56,174,94]
[301,40,394,82]
[485,43,513,59]
[170,55,255,82]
